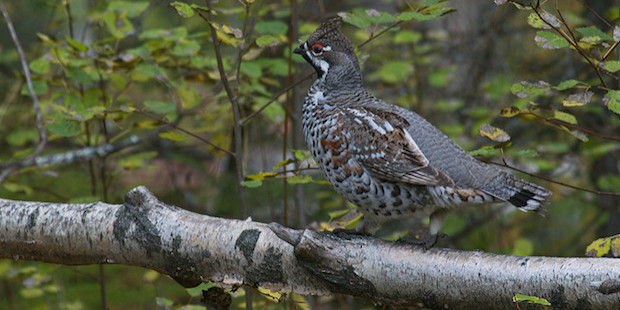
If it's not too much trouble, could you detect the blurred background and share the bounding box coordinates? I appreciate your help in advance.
[0,0,619,309]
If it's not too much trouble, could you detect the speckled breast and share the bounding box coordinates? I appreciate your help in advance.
[301,85,438,219]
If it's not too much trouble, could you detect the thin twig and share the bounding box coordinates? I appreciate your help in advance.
[134,110,235,156]
[577,0,612,29]
[522,111,620,142]
[202,1,248,220]
[529,1,608,88]
[478,157,620,197]
[0,0,48,183]
[240,74,313,125]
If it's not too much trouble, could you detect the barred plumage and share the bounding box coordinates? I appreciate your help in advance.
[294,17,551,245]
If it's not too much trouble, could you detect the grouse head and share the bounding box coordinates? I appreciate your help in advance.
[294,17,362,87]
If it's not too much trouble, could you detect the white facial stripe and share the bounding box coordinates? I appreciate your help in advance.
[323,45,332,51]
[311,58,329,80]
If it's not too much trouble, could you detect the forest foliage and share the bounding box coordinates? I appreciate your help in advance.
[1,0,620,309]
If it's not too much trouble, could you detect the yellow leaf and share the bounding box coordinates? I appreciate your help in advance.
[610,234,620,257]
[159,131,187,142]
[553,110,578,124]
[586,237,611,257]
[479,124,511,142]
[143,270,160,282]
[257,287,282,302]
[500,106,521,117]
[291,293,311,310]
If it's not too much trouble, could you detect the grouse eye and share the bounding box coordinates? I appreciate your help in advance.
[311,43,324,55]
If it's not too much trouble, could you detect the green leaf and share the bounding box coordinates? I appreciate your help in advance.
[556,79,580,91]
[6,129,37,146]
[47,119,81,137]
[468,146,500,157]
[287,174,312,184]
[139,27,188,41]
[511,238,534,256]
[256,35,279,47]
[377,61,411,83]
[101,11,134,38]
[429,67,452,87]
[293,149,313,161]
[328,207,355,220]
[597,175,620,192]
[241,62,262,78]
[534,31,568,49]
[2,182,34,196]
[170,1,194,18]
[65,36,88,52]
[527,12,559,29]
[246,171,277,181]
[255,20,288,36]
[562,91,592,107]
[604,90,620,115]
[159,131,186,142]
[510,80,550,98]
[20,288,44,299]
[512,294,551,306]
[185,282,214,297]
[172,39,201,56]
[29,58,50,74]
[602,60,620,73]
[339,12,371,28]
[479,124,510,142]
[20,80,48,95]
[108,1,149,17]
[553,110,577,124]
[144,100,176,114]
[155,297,174,307]
[242,180,263,188]
[577,26,612,43]
[118,151,158,170]
[513,149,538,157]
[67,67,94,84]
[273,159,296,170]
[393,30,422,44]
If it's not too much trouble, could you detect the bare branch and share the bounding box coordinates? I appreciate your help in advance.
[0,0,48,183]
[200,2,248,218]
[0,135,142,171]
[479,157,620,197]
[0,186,619,308]
[522,111,620,142]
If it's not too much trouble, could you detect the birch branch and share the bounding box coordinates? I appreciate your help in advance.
[1,186,619,309]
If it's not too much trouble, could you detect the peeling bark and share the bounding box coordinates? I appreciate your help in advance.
[1,186,619,309]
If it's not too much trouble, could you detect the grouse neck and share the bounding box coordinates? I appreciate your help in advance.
[317,66,364,93]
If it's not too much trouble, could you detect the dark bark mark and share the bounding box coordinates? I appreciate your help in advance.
[113,190,162,258]
[235,229,261,264]
[520,257,530,267]
[421,290,441,310]
[598,278,620,294]
[163,235,201,288]
[550,285,568,309]
[246,247,284,285]
[26,207,39,229]
[576,297,593,310]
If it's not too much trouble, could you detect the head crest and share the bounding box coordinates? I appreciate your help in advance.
[306,17,357,64]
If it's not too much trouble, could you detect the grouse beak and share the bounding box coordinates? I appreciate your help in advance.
[293,44,304,55]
